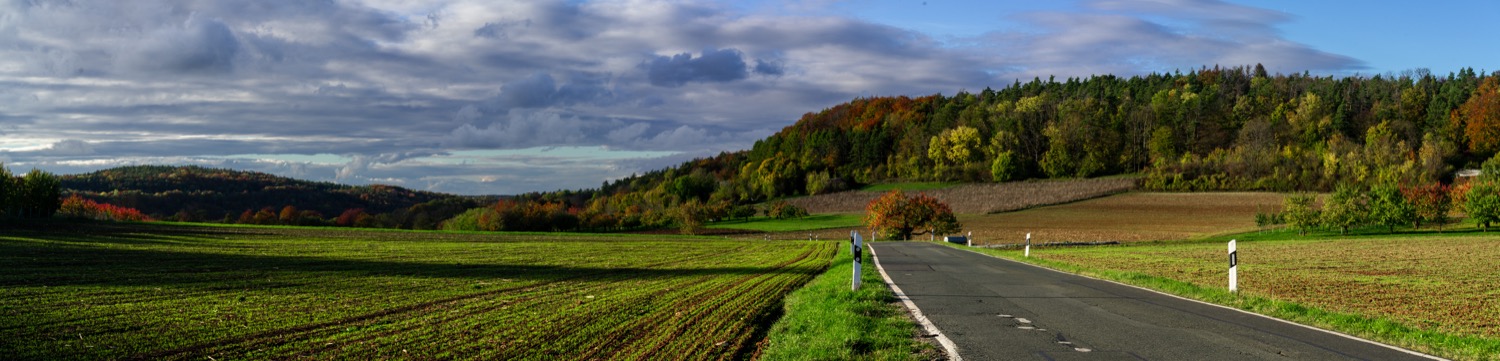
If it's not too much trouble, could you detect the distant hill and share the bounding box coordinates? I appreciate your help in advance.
[61,165,473,221]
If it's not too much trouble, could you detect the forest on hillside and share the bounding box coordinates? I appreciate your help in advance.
[61,166,485,227]
[575,66,1498,217]
[725,66,1495,194]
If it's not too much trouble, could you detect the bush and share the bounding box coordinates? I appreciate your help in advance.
[765,201,808,219]
[57,195,151,222]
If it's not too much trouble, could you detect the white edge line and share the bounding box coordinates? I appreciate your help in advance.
[867,243,963,361]
[945,244,1447,361]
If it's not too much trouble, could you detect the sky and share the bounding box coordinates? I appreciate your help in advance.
[1,0,1497,195]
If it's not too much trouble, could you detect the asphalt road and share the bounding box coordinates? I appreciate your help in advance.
[869,242,1438,361]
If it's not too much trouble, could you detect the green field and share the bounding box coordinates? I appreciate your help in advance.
[707,214,864,232]
[953,226,1500,360]
[0,222,836,360]
[859,182,956,192]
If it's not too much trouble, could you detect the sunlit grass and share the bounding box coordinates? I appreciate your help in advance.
[707,213,864,232]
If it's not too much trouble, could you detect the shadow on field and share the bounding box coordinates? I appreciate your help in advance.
[0,223,820,289]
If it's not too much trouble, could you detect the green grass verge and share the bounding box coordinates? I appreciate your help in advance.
[707,213,864,232]
[939,242,1500,361]
[760,243,932,360]
[860,182,957,192]
[1199,218,1493,243]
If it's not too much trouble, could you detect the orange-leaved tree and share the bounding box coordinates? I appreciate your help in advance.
[1461,76,1500,154]
[864,190,961,240]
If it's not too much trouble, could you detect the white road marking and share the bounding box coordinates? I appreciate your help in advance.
[945,245,1447,361]
[869,244,963,361]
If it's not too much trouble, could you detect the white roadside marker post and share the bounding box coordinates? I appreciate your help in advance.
[1024,233,1031,258]
[1228,239,1238,293]
[966,231,972,247]
[851,231,863,291]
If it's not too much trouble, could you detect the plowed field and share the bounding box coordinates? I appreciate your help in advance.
[963,192,1285,244]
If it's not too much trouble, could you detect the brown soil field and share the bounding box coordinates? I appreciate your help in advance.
[961,192,1285,245]
[785,177,1137,214]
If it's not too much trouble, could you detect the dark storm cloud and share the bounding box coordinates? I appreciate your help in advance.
[646,48,749,87]
[500,73,559,108]
[753,59,784,76]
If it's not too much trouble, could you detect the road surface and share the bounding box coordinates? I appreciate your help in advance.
[869,242,1437,361]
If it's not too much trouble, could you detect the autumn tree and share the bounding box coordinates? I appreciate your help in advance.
[336,208,369,227]
[908,193,961,237]
[1401,183,1452,231]
[1460,77,1500,154]
[279,205,299,225]
[765,200,808,219]
[865,190,911,240]
[864,190,961,240]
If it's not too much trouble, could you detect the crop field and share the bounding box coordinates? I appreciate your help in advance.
[707,214,863,233]
[961,228,1500,360]
[0,222,836,360]
[786,178,1136,214]
[963,192,1284,244]
[858,182,957,192]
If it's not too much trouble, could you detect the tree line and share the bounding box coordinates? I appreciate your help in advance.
[1274,156,1500,235]
[0,164,62,220]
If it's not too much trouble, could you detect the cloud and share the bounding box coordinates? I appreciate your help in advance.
[124,15,240,74]
[976,0,1362,79]
[0,0,1369,195]
[1085,0,1290,23]
[753,59,785,76]
[45,139,95,156]
[646,48,750,87]
[606,122,652,144]
[444,110,589,148]
[500,73,559,108]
